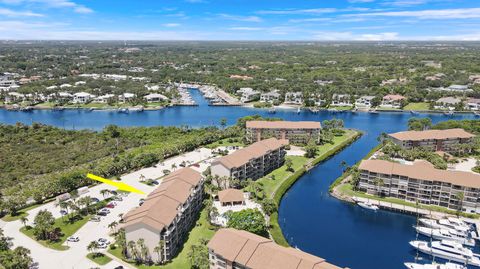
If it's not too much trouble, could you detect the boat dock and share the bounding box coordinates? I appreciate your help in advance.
[352,196,447,217]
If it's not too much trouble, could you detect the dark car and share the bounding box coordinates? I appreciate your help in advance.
[97,211,107,216]
[114,266,124,269]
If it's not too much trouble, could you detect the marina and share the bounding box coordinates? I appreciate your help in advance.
[1,89,479,269]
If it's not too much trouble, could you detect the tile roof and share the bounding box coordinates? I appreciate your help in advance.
[213,138,288,169]
[208,228,348,269]
[388,128,474,141]
[246,120,321,130]
[359,159,480,188]
[123,167,202,231]
[217,189,245,204]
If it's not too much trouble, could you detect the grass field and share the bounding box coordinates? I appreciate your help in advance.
[1,203,42,222]
[403,102,430,111]
[204,137,243,149]
[87,253,112,265]
[21,215,90,250]
[108,207,216,269]
[329,105,353,111]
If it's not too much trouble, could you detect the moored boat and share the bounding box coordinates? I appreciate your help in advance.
[404,262,466,269]
[415,226,475,247]
[409,240,480,267]
[357,201,379,211]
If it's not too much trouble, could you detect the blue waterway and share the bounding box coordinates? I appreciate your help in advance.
[1,90,478,269]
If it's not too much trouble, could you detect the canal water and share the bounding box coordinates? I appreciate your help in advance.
[0,90,477,268]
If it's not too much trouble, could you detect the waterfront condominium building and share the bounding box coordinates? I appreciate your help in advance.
[207,228,349,269]
[358,159,480,213]
[388,128,475,153]
[122,167,204,263]
[210,137,288,181]
[245,120,321,144]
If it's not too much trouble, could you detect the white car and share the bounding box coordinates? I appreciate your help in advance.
[67,236,79,242]
[99,208,110,214]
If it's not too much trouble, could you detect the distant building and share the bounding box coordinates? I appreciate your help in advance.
[73,92,95,104]
[246,120,321,144]
[210,138,288,181]
[47,92,73,103]
[381,94,406,109]
[284,92,303,105]
[208,228,349,269]
[260,90,280,103]
[238,88,260,103]
[143,93,168,103]
[466,98,480,111]
[434,97,462,110]
[331,94,351,106]
[358,159,480,213]
[118,93,135,103]
[388,128,475,153]
[123,168,204,263]
[93,94,115,103]
[355,95,376,108]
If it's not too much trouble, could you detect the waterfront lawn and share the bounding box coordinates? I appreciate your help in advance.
[1,203,42,222]
[204,137,243,149]
[87,253,112,265]
[34,102,57,108]
[108,207,216,269]
[21,214,90,251]
[404,102,430,111]
[330,105,353,111]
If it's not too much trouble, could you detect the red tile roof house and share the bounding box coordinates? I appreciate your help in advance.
[210,137,288,181]
[122,167,204,263]
[208,228,350,269]
[387,128,475,154]
[380,94,406,109]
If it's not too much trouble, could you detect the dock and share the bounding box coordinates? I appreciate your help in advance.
[352,196,448,217]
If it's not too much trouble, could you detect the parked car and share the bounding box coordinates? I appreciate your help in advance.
[29,262,39,269]
[97,242,108,249]
[114,266,124,269]
[91,197,100,203]
[110,190,118,196]
[152,180,160,185]
[105,202,116,208]
[90,216,101,222]
[96,211,107,216]
[99,208,110,214]
[67,236,79,242]
[60,210,68,215]
[113,196,123,201]
[139,198,145,206]
[98,238,110,244]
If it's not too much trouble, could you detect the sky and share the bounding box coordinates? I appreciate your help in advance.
[1,0,480,40]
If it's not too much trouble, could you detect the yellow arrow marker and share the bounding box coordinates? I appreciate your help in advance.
[87,173,145,195]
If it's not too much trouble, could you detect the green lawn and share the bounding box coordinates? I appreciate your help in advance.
[21,214,91,250]
[403,102,430,111]
[329,105,353,111]
[204,137,244,149]
[108,207,216,269]
[1,203,42,222]
[34,102,57,108]
[87,253,112,265]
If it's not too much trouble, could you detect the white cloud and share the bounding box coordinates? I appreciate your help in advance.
[0,0,94,14]
[257,8,338,15]
[350,8,480,19]
[348,0,375,3]
[163,23,181,27]
[218,14,262,22]
[229,27,263,31]
[0,7,43,17]
[382,0,428,6]
[73,6,93,14]
[313,31,399,41]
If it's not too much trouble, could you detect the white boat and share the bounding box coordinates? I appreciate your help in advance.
[128,106,144,112]
[419,218,470,236]
[404,262,466,269]
[297,107,301,114]
[419,218,444,229]
[357,201,379,211]
[409,240,480,267]
[415,226,475,247]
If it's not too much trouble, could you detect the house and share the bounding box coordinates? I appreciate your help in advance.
[466,98,480,111]
[358,159,480,213]
[284,92,303,105]
[73,92,95,104]
[331,94,351,106]
[381,94,406,109]
[237,88,260,103]
[246,120,321,144]
[211,190,261,227]
[123,168,204,263]
[118,93,135,103]
[448,85,471,92]
[210,138,288,181]
[60,83,73,89]
[260,90,280,103]
[93,94,115,103]
[434,97,462,110]
[388,128,475,153]
[208,228,348,269]
[143,93,168,103]
[47,92,73,103]
[5,92,25,103]
[355,95,376,108]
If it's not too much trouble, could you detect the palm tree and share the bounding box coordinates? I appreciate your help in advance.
[100,189,110,199]
[20,216,28,228]
[115,228,127,257]
[153,240,165,264]
[127,240,137,260]
[171,163,177,171]
[374,177,385,197]
[455,192,465,216]
[87,241,98,257]
[108,221,118,234]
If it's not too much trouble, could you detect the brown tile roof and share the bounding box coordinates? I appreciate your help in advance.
[123,167,202,231]
[388,128,475,141]
[359,159,480,188]
[217,189,245,203]
[246,120,321,130]
[382,94,405,101]
[208,228,347,269]
[213,138,288,169]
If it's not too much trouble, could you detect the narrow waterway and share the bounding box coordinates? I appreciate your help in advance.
[1,90,477,268]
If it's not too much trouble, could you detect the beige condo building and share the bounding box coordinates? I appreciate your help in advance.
[122,167,204,262]
[246,120,321,144]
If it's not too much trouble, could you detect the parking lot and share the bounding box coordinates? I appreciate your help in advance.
[0,148,214,269]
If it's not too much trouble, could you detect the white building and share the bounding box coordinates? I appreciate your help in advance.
[118,93,135,103]
[238,88,260,103]
[143,93,168,103]
[466,98,480,111]
[73,92,95,104]
[259,90,280,103]
[331,94,352,106]
[93,94,115,103]
[355,95,376,108]
[284,92,303,105]
[434,97,462,110]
